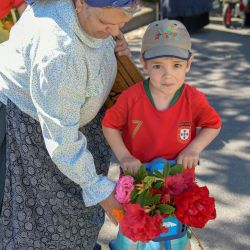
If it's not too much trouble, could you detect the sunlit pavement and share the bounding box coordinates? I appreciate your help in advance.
[98,15,250,250]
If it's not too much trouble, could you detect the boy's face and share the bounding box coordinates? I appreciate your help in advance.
[142,56,193,99]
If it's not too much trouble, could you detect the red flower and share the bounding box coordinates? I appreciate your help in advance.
[119,204,168,242]
[183,167,195,179]
[174,185,216,228]
[165,172,194,195]
[150,187,170,204]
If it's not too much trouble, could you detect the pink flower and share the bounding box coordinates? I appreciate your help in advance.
[165,172,194,195]
[115,176,134,203]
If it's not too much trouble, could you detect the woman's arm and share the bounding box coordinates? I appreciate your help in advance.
[30,51,116,207]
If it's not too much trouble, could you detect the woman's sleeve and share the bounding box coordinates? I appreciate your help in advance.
[30,53,115,207]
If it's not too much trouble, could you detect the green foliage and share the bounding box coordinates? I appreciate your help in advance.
[130,189,140,202]
[144,190,154,206]
[143,176,157,189]
[127,163,184,216]
[157,204,175,216]
[154,170,164,179]
[128,164,148,181]
[136,190,147,206]
[163,163,171,177]
[153,194,161,204]
[153,181,162,190]
[169,164,184,175]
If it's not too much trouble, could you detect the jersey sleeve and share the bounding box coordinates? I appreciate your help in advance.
[192,91,222,129]
[102,89,130,130]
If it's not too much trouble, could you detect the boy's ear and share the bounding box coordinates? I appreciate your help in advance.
[140,56,148,73]
[186,53,194,73]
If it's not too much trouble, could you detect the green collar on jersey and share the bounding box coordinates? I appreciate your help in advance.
[143,78,184,109]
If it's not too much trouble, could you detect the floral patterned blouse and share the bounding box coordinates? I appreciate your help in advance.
[0,0,117,206]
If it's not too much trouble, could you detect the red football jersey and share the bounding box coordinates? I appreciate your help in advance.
[102,81,221,163]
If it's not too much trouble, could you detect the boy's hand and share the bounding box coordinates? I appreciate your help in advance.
[177,148,199,168]
[120,155,142,174]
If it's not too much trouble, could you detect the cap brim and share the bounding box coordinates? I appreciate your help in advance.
[143,46,190,61]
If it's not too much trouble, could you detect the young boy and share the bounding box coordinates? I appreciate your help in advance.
[102,19,221,250]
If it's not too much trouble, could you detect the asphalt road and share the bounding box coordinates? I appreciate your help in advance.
[98,16,250,250]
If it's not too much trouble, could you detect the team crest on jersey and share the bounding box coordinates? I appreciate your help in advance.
[177,122,191,144]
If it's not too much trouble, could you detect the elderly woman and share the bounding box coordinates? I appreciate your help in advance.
[0,0,139,249]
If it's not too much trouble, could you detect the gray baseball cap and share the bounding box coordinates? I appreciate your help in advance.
[141,19,192,61]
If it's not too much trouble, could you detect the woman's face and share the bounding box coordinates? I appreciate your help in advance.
[77,2,133,38]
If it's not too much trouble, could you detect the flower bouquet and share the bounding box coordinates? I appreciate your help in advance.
[110,158,216,250]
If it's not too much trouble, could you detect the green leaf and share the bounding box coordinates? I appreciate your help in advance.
[130,189,140,202]
[148,172,155,177]
[153,182,163,190]
[153,194,161,204]
[144,191,154,206]
[157,204,175,215]
[169,164,184,175]
[143,176,156,182]
[153,170,164,179]
[143,176,156,189]
[163,163,170,178]
[132,165,148,181]
[138,189,145,195]
[136,190,147,206]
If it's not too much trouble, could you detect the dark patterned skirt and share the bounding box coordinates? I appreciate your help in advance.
[0,103,6,213]
[0,100,112,250]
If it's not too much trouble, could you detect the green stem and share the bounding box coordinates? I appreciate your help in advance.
[189,227,205,250]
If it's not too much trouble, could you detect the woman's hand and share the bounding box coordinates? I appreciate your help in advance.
[99,191,123,226]
[114,31,131,57]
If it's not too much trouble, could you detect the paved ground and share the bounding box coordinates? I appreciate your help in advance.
[98,15,250,250]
